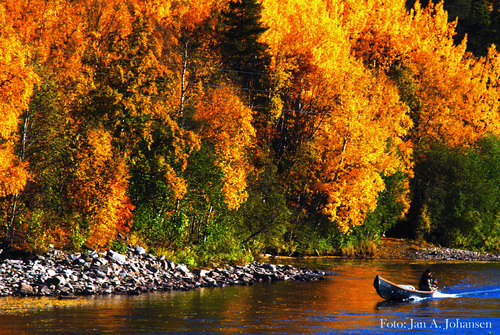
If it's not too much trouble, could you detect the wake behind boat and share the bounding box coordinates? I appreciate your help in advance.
[374,275,436,301]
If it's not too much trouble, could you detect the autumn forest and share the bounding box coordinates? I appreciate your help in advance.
[2,0,500,265]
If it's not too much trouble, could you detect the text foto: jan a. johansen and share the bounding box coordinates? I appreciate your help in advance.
[380,318,492,330]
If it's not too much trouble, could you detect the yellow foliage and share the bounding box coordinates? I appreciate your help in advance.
[0,3,38,197]
[170,0,216,31]
[5,0,500,246]
[86,129,114,164]
[195,87,256,210]
[260,0,500,233]
[343,0,500,149]
[165,165,188,200]
[69,128,133,249]
[0,144,29,198]
[261,0,413,232]
[143,0,172,23]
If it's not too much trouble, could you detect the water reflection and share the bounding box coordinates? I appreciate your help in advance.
[0,259,498,334]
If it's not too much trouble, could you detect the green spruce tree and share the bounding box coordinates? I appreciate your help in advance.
[218,0,271,106]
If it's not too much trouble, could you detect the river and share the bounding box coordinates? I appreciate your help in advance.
[0,258,498,334]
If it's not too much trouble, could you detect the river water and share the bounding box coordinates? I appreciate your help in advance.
[0,258,498,334]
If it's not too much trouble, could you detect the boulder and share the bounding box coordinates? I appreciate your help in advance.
[18,283,34,296]
[176,264,192,278]
[146,264,159,274]
[39,285,53,296]
[134,246,146,256]
[46,275,66,287]
[107,250,127,265]
[193,269,210,278]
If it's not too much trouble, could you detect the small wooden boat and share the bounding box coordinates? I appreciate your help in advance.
[373,275,435,301]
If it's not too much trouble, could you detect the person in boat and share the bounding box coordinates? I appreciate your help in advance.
[418,269,437,291]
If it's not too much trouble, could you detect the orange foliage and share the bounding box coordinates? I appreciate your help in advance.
[157,116,200,201]
[195,87,256,210]
[68,129,133,249]
[261,0,412,232]
[345,0,500,148]
[308,75,412,232]
[260,0,500,232]
[170,0,216,31]
[0,144,29,198]
[5,0,500,248]
[0,3,38,197]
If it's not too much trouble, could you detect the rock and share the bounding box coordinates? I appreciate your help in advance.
[83,284,96,294]
[262,263,277,272]
[46,275,66,287]
[114,286,126,293]
[0,246,333,298]
[107,250,127,265]
[94,270,106,279]
[193,269,210,278]
[412,246,500,261]
[58,286,73,296]
[134,246,146,256]
[73,258,86,267]
[146,264,158,274]
[176,264,192,278]
[165,259,176,271]
[18,283,34,296]
[39,285,53,296]
[91,257,108,272]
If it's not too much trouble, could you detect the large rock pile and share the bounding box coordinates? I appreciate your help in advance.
[0,246,331,297]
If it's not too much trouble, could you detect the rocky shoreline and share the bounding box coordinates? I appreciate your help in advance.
[409,246,500,261]
[0,246,332,298]
[376,237,500,261]
[2,240,498,298]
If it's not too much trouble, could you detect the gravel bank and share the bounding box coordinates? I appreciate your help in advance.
[409,246,500,261]
[377,238,500,261]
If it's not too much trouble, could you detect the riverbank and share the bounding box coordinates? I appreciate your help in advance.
[0,246,332,298]
[1,238,498,298]
[376,237,500,261]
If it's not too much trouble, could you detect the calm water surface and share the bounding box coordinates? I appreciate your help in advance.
[0,259,499,334]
